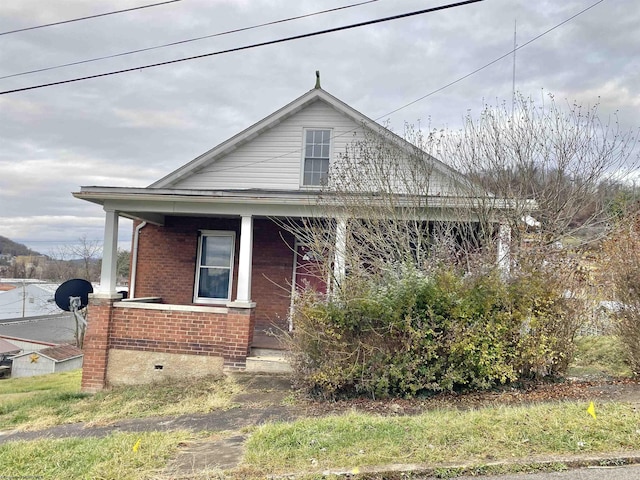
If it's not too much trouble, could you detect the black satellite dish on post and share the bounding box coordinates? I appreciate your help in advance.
[55,279,93,312]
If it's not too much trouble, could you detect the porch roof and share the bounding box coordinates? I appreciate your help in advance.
[73,186,520,225]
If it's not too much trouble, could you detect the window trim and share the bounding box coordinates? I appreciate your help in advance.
[193,230,235,304]
[300,127,333,188]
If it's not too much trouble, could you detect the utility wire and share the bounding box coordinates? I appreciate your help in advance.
[0,0,484,95]
[0,0,182,36]
[1,0,379,81]
[206,0,606,176]
[380,0,605,118]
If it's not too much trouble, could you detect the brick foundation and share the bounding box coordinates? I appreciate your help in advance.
[81,301,256,391]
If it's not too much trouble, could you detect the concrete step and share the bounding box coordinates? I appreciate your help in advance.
[245,350,292,373]
[250,347,286,358]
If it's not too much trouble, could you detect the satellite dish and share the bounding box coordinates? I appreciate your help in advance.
[55,279,94,312]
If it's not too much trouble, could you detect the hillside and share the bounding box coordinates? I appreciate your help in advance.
[0,236,40,256]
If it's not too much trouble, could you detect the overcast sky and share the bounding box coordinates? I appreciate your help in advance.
[0,0,638,256]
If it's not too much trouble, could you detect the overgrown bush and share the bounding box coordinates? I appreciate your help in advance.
[603,212,640,376]
[288,263,582,399]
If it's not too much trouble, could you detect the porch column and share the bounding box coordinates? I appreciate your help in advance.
[333,217,347,290]
[234,214,254,306]
[497,222,511,276]
[96,208,119,295]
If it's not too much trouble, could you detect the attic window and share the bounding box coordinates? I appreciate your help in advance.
[302,129,331,186]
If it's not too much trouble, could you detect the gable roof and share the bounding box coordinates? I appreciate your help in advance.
[13,343,83,362]
[150,87,469,191]
[0,338,20,355]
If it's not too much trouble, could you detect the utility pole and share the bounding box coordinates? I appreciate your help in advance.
[22,280,26,318]
[512,19,517,116]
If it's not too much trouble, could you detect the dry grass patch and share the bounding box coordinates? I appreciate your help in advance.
[0,371,241,431]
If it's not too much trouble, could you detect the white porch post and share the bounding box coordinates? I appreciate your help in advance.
[497,222,511,276]
[233,214,254,306]
[333,217,347,291]
[96,208,119,295]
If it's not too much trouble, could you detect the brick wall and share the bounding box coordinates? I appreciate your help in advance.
[132,217,294,332]
[81,295,118,392]
[81,301,256,390]
[134,217,239,305]
[109,304,254,367]
[252,219,295,332]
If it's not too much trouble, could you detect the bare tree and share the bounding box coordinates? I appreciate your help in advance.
[441,93,639,250]
[277,92,638,315]
[44,235,102,282]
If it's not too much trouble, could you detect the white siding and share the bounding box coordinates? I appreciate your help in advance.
[173,101,367,191]
[11,354,82,378]
[0,284,58,320]
[172,99,462,196]
[11,355,55,377]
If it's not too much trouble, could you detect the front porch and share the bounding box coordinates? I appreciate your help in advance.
[76,189,512,391]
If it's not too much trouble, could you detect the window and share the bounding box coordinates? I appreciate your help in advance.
[194,231,235,303]
[303,129,331,186]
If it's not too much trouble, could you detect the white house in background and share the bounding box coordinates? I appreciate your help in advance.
[0,281,60,320]
[11,344,83,378]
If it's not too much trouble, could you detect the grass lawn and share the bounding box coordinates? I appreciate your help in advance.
[570,335,632,378]
[0,335,637,478]
[0,431,192,480]
[0,370,240,431]
[242,402,640,476]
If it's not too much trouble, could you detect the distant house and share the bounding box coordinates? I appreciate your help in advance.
[11,344,83,378]
[74,81,514,392]
[0,281,60,320]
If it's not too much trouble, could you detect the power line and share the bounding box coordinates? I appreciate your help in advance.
[207,0,606,176]
[0,0,484,95]
[1,0,379,81]
[0,0,182,36]
[380,0,606,118]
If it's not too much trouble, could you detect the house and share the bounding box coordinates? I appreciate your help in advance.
[11,344,83,378]
[0,281,60,320]
[74,78,512,392]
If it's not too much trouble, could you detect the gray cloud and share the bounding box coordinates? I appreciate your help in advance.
[1,0,638,254]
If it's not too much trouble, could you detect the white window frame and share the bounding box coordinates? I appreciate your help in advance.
[193,230,235,304]
[300,128,333,187]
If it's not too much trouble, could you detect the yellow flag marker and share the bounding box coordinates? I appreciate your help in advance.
[587,401,597,419]
[132,438,142,452]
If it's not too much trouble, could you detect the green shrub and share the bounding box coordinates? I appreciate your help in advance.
[288,263,580,399]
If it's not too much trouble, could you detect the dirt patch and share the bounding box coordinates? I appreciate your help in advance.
[296,378,640,417]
